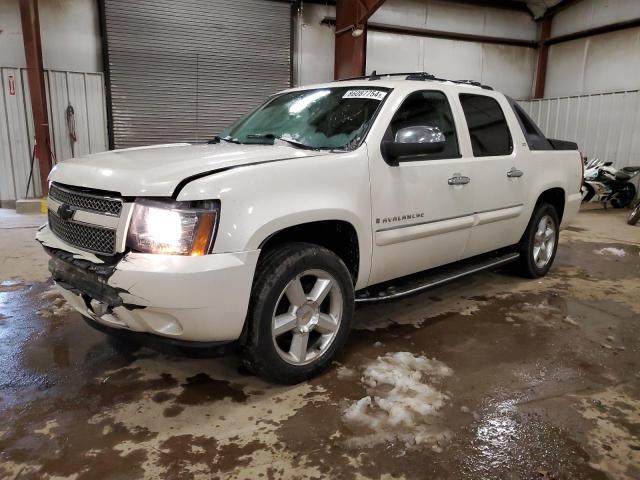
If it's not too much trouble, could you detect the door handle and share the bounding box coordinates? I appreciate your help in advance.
[507,167,524,178]
[448,173,470,185]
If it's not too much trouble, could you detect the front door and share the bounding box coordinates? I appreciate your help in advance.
[367,90,475,286]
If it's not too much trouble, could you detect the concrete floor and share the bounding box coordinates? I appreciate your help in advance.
[0,206,638,480]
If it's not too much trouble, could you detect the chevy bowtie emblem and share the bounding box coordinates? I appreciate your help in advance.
[57,203,75,221]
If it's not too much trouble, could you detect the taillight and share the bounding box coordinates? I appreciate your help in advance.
[579,151,585,193]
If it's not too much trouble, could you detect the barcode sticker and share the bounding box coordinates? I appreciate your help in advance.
[342,90,387,101]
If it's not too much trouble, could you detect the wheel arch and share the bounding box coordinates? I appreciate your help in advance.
[257,219,361,286]
[535,187,566,223]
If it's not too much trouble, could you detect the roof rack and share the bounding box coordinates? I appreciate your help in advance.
[405,72,436,81]
[453,79,494,90]
[335,71,494,90]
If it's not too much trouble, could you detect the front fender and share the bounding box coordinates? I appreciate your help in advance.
[175,150,373,288]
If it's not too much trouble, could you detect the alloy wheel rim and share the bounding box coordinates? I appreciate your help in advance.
[271,269,343,366]
[532,214,556,269]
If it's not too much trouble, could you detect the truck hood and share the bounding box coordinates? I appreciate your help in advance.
[49,143,331,197]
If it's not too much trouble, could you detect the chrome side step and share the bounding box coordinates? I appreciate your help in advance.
[355,251,520,303]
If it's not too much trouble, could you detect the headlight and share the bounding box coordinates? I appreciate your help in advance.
[126,199,219,256]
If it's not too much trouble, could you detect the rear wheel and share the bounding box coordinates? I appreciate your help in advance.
[516,203,560,278]
[611,183,635,208]
[241,242,354,384]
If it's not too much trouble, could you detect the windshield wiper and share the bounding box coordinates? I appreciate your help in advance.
[207,136,241,144]
[246,133,317,150]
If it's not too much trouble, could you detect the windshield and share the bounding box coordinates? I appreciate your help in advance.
[221,87,390,150]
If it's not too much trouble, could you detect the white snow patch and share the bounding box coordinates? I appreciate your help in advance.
[38,287,75,317]
[373,341,384,348]
[342,352,453,449]
[563,316,579,326]
[336,366,356,380]
[594,247,626,257]
[40,286,61,300]
[522,300,559,313]
[33,419,59,438]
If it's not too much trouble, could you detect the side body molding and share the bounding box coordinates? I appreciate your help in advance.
[375,204,524,247]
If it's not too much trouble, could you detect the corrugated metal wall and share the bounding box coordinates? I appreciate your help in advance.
[365,0,537,99]
[367,32,536,99]
[519,90,640,169]
[0,68,108,205]
[103,0,292,149]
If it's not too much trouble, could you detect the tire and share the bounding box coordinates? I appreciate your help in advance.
[611,184,635,208]
[516,203,560,278]
[628,202,640,226]
[241,242,354,384]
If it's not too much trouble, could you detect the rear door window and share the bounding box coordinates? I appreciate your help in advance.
[459,94,513,157]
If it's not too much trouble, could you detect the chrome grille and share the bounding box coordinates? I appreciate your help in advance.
[49,183,122,216]
[48,211,117,255]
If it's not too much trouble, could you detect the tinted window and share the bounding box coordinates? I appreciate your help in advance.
[508,99,554,151]
[512,102,538,135]
[459,94,513,157]
[387,91,460,160]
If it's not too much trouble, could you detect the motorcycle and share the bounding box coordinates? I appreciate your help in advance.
[582,158,640,208]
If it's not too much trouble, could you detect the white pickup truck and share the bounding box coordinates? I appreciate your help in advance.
[37,73,582,383]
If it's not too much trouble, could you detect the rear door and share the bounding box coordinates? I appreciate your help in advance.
[367,89,475,285]
[457,93,527,258]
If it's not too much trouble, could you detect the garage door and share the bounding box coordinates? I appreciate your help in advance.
[102,0,291,148]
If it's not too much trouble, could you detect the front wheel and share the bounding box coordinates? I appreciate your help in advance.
[516,203,560,278]
[628,201,640,226]
[241,242,354,384]
[582,183,595,203]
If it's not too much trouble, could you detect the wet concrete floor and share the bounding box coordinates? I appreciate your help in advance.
[0,206,638,479]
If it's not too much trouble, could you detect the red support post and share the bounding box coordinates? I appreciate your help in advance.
[19,0,52,196]
[334,0,386,80]
[533,16,552,99]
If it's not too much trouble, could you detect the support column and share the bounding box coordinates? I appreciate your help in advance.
[533,16,552,99]
[334,0,386,80]
[20,0,52,196]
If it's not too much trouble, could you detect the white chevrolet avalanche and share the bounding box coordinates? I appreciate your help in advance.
[37,73,583,383]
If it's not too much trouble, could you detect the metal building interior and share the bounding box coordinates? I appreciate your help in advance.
[0,0,639,478]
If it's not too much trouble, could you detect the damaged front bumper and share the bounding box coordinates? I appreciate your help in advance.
[37,225,260,343]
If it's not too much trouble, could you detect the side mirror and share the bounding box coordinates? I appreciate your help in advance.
[381,126,446,165]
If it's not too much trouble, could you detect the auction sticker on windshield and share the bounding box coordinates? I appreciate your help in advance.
[342,90,387,101]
